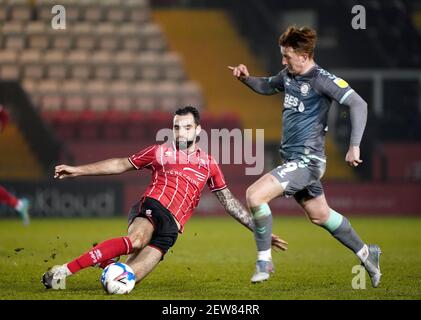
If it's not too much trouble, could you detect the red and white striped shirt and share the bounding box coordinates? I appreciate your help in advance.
[128,143,226,232]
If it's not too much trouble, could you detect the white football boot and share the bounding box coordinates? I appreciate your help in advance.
[42,264,69,290]
[250,260,274,283]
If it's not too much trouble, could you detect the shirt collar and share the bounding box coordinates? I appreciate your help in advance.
[171,141,201,157]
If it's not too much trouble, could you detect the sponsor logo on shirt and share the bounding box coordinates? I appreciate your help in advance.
[183,167,207,182]
[300,83,311,96]
[167,169,201,186]
[284,93,305,112]
[198,158,208,170]
[318,68,336,80]
[333,78,349,88]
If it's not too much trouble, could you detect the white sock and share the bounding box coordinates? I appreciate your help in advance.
[356,244,369,263]
[15,199,24,211]
[62,264,73,276]
[257,249,272,261]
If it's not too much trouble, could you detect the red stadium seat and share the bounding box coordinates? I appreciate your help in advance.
[102,110,128,140]
[126,111,147,141]
[77,110,103,140]
[53,110,80,140]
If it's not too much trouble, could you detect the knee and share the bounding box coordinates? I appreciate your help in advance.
[309,210,330,226]
[246,185,261,208]
[128,233,147,250]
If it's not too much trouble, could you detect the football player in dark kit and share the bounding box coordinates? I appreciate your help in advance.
[229,26,381,287]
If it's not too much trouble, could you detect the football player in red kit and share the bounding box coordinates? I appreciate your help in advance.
[42,106,287,290]
[0,105,30,226]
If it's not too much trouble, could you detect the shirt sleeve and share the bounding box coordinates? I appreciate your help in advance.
[242,71,285,95]
[207,157,227,192]
[128,144,158,170]
[267,72,285,93]
[314,70,355,104]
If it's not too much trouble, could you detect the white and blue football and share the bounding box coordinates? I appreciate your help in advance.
[100,262,136,294]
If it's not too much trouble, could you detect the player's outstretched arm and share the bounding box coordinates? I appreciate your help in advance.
[214,187,288,251]
[228,65,278,95]
[54,158,135,179]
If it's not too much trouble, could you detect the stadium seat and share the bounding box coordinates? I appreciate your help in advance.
[96,24,119,51]
[133,81,156,111]
[179,81,204,109]
[0,53,17,78]
[9,3,32,22]
[67,51,91,80]
[91,51,114,80]
[126,110,147,140]
[86,80,110,111]
[46,63,68,80]
[83,2,104,22]
[142,111,171,140]
[115,51,137,80]
[69,61,92,80]
[142,23,166,51]
[67,50,89,65]
[22,79,37,95]
[109,80,133,112]
[161,52,186,81]
[127,0,151,23]
[0,50,18,64]
[50,32,73,50]
[43,50,66,62]
[78,109,102,140]
[62,80,86,112]
[156,81,180,112]
[53,109,80,140]
[19,50,42,81]
[120,24,145,51]
[26,22,49,50]
[0,4,7,22]
[75,33,97,51]
[0,64,19,80]
[102,109,128,140]
[138,52,161,80]
[2,23,25,50]
[63,2,81,22]
[38,80,63,112]
[104,1,127,23]
[36,0,55,20]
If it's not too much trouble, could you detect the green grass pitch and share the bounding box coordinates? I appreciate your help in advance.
[0,216,420,300]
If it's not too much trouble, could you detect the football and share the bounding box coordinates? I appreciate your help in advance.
[100,262,136,294]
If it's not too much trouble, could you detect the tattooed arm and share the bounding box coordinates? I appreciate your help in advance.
[214,187,254,232]
[214,188,288,251]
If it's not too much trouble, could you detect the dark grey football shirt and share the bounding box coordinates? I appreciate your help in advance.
[242,65,366,161]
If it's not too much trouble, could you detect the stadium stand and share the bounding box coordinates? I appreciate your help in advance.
[0,0,249,208]
[0,122,43,180]
[0,0,420,216]
[0,0,202,121]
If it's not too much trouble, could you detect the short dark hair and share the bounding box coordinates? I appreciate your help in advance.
[174,106,200,126]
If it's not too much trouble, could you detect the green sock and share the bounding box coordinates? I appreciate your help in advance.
[321,209,364,253]
[251,203,272,252]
